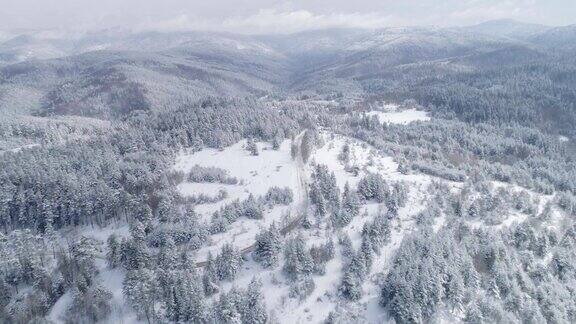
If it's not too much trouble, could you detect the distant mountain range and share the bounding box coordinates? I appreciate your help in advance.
[1,19,574,119]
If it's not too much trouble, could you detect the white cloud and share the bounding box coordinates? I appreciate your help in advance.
[448,0,539,24]
[221,9,396,34]
[134,9,398,34]
[133,14,212,32]
[0,0,573,33]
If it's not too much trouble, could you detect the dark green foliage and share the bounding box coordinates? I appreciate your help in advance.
[381,230,478,323]
[283,234,314,280]
[309,164,340,213]
[253,224,282,268]
[65,284,113,324]
[187,164,239,184]
[357,173,388,203]
[215,244,242,281]
[214,278,268,324]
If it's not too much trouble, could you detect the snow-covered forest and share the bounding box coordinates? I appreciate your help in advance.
[1,18,576,324]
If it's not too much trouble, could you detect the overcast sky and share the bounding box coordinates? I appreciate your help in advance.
[0,0,575,33]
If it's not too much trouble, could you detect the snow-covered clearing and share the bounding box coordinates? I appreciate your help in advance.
[215,131,435,323]
[469,181,559,230]
[0,143,40,155]
[47,291,73,323]
[366,108,430,125]
[174,138,306,260]
[174,139,302,206]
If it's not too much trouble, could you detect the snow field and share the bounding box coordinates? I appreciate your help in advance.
[173,139,304,261]
[365,108,430,125]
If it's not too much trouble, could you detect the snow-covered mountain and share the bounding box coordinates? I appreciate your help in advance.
[530,24,576,50]
[2,24,570,120]
[459,19,551,39]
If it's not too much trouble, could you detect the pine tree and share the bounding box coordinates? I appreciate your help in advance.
[362,212,391,251]
[338,143,351,164]
[357,173,388,203]
[120,236,150,270]
[123,269,158,323]
[203,253,219,295]
[272,137,280,150]
[106,234,121,268]
[339,233,354,259]
[283,234,314,280]
[340,268,362,301]
[216,244,242,281]
[157,237,178,270]
[465,300,483,324]
[301,213,313,229]
[216,288,243,324]
[242,195,263,219]
[164,269,206,323]
[348,251,368,281]
[130,220,147,242]
[315,193,327,218]
[331,209,352,228]
[65,283,113,323]
[254,224,282,268]
[240,278,268,324]
[359,237,374,270]
[342,182,360,217]
[246,139,259,156]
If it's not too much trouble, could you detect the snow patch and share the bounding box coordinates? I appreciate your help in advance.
[366,108,430,125]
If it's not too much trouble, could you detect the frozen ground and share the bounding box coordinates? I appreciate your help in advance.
[173,138,307,260]
[366,108,430,125]
[173,139,302,205]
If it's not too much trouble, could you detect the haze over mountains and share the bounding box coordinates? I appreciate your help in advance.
[1,19,575,121]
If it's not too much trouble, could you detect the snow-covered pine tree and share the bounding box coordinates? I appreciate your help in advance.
[123,269,158,323]
[216,244,242,281]
[283,234,314,280]
[246,139,259,156]
[340,268,362,301]
[342,182,360,217]
[253,223,282,268]
[203,252,219,295]
[215,287,243,324]
[339,233,354,259]
[106,234,121,268]
[331,208,352,228]
[338,142,351,164]
[157,237,178,271]
[239,278,268,324]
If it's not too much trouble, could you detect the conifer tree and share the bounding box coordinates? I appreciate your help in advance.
[254,224,282,268]
[283,234,314,280]
[240,278,268,324]
[203,253,219,296]
[123,269,158,323]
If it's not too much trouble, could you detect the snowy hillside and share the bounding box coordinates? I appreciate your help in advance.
[41,107,572,323]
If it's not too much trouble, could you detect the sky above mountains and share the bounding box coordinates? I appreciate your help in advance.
[0,0,575,33]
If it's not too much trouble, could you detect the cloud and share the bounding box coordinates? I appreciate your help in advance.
[134,9,398,34]
[0,0,573,33]
[221,9,396,34]
[448,0,539,24]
